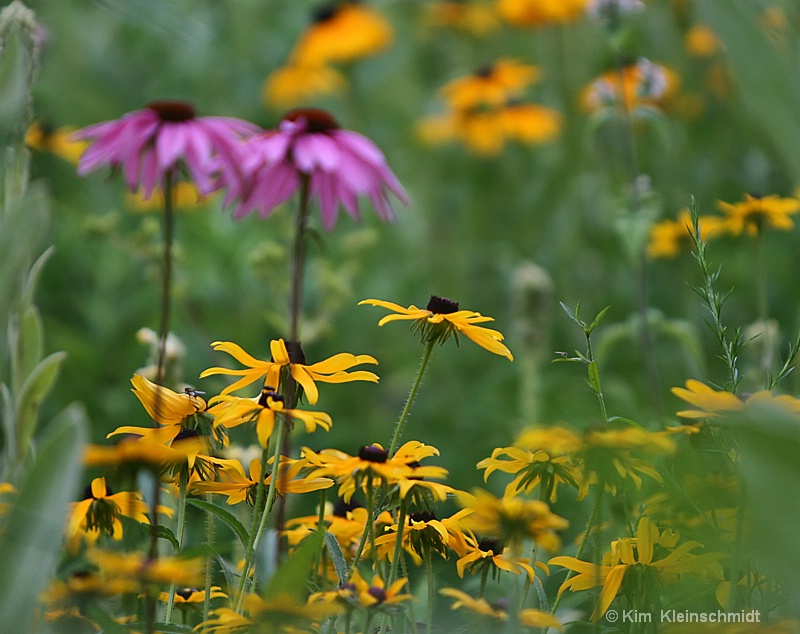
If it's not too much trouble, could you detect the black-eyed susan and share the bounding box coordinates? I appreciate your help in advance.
[423,1,500,35]
[201,338,378,403]
[456,488,568,551]
[360,295,514,360]
[671,379,745,419]
[496,0,586,27]
[303,441,447,502]
[200,592,340,633]
[440,587,562,629]
[64,477,151,553]
[477,446,582,501]
[290,1,393,67]
[452,532,544,580]
[208,387,332,448]
[346,569,413,610]
[440,59,540,110]
[87,549,204,594]
[190,456,333,504]
[647,209,727,259]
[130,373,207,425]
[550,516,725,621]
[26,122,88,164]
[158,585,227,605]
[125,181,212,212]
[372,508,463,564]
[717,193,800,236]
[263,63,345,109]
[83,435,205,470]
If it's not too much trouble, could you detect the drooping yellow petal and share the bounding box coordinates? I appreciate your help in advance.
[591,564,627,621]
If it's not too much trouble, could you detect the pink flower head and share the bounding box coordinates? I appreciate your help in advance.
[73,100,258,199]
[229,108,409,231]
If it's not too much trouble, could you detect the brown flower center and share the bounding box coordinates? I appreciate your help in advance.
[258,388,284,408]
[176,587,195,600]
[358,444,388,463]
[333,498,362,517]
[148,101,197,122]
[367,586,387,603]
[426,295,459,314]
[81,483,113,500]
[478,537,504,554]
[311,2,341,23]
[474,64,495,78]
[284,340,307,365]
[283,108,340,133]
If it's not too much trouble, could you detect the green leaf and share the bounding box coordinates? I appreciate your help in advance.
[0,403,87,632]
[20,245,54,310]
[187,497,250,548]
[323,530,348,586]
[15,350,67,460]
[559,301,582,327]
[587,361,602,395]
[15,304,43,389]
[141,522,180,552]
[262,530,324,601]
[587,306,611,334]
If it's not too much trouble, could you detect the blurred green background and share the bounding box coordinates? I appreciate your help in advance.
[22,0,800,501]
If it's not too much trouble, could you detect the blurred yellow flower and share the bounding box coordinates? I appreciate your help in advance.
[263,63,345,108]
[581,58,678,112]
[496,0,587,27]
[291,1,392,66]
[125,181,211,212]
[717,193,800,236]
[647,209,727,258]
[551,516,725,621]
[685,24,721,57]
[671,379,744,418]
[440,587,562,628]
[423,1,500,35]
[26,122,88,164]
[440,59,540,110]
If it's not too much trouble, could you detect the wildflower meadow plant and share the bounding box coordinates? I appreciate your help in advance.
[6,1,800,634]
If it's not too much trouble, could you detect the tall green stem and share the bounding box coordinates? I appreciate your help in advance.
[164,467,189,623]
[288,175,311,343]
[203,493,215,624]
[234,445,271,612]
[389,339,435,456]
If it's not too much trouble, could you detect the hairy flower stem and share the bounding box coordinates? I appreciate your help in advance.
[551,486,604,616]
[203,493,215,623]
[234,445,272,612]
[388,502,408,586]
[389,339,435,456]
[164,467,189,622]
[425,543,434,634]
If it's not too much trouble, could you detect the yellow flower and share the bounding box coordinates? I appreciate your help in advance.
[158,586,227,604]
[550,516,725,621]
[440,588,562,629]
[452,531,544,579]
[131,373,206,425]
[263,63,345,108]
[83,436,205,470]
[208,387,332,448]
[64,477,150,553]
[303,441,447,502]
[372,508,466,564]
[190,456,333,504]
[423,1,500,35]
[440,59,540,111]
[671,379,745,418]
[88,549,204,594]
[290,1,392,66]
[360,296,513,360]
[496,0,586,27]
[347,569,413,609]
[717,193,800,236]
[200,338,378,403]
[125,181,212,212]
[647,209,727,259]
[477,446,582,501]
[456,488,568,551]
[685,24,721,57]
[26,122,88,164]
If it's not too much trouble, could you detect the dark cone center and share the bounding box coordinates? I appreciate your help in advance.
[368,586,387,603]
[478,537,504,554]
[176,587,195,600]
[285,340,307,365]
[258,388,284,408]
[333,498,362,517]
[148,101,197,122]
[358,444,388,463]
[426,295,459,314]
[311,2,340,23]
[474,64,495,78]
[283,108,340,133]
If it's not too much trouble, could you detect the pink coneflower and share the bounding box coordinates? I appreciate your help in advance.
[73,101,258,198]
[229,108,409,231]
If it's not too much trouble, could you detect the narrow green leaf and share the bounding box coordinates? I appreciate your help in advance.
[587,306,611,334]
[187,497,250,548]
[15,350,66,459]
[141,522,180,552]
[263,530,324,601]
[20,245,54,310]
[587,361,602,395]
[559,301,581,327]
[0,403,87,632]
[16,304,43,386]
[323,530,348,586]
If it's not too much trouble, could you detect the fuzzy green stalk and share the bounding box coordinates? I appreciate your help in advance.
[164,466,190,622]
[550,486,604,616]
[288,174,311,343]
[234,445,272,612]
[400,554,419,634]
[387,501,408,586]
[203,492,215,623]
[425,542,434,634]
[389,339,435,456]
[313,488,328,589]
[519,486,548,608]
